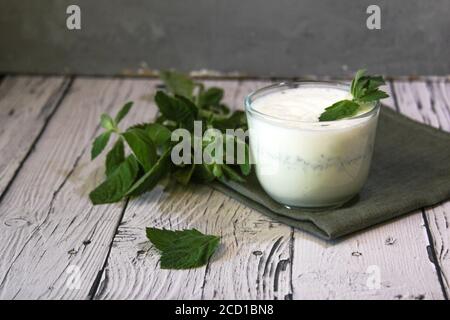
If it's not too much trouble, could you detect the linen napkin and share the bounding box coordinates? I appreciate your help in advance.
[211,106,450,240]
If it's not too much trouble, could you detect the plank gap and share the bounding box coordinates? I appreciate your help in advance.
[88,199,130,300]
[421,209,449,300]
[287,227,294,300]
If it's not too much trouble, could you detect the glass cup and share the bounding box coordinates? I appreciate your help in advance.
[245,81,380,209]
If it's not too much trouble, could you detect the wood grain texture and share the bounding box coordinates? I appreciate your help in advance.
[290,82,446,300]
[391,80,450,297]
[1,77,449,300]
[0,76,70,199]
[94,80,294,300]
[0,77,159,299]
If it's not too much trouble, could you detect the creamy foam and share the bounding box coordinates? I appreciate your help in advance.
[251,87,372,122]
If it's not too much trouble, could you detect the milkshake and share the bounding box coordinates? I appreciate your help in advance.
[245,82,380,208]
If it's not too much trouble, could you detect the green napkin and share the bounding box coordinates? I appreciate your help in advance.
[210,107,450,240]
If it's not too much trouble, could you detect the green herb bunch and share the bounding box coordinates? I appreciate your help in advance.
[319,69,389,121]
[89,71,251,205]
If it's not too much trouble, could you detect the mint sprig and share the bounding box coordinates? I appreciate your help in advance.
[88,71,251,206]
[146,228,220,269]
[319,69,389,121]
[91,102,133,160]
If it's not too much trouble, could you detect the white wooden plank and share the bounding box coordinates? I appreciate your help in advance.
[392,80,450,297]
[0,76,70,198]
[95,80,293,300]
[0,78,159,299]
[291,82,445,300]
[3,77,444,300]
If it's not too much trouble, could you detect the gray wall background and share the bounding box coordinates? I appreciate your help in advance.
[1,0,450,77]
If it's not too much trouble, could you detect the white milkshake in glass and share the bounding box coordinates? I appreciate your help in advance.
[245,82,379,209]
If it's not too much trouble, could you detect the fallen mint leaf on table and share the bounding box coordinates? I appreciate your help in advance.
[146,228,220,269]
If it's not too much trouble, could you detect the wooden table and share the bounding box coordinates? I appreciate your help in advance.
[0,75,448,300]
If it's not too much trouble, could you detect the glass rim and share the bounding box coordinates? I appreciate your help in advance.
[244,80,380,126]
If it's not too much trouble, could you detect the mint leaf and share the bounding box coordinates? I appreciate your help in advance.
[208,104,231,116]
[357,90,389,102]
[115,102,133,124]
[146,228,220,269]
[318,100,360,122]
[105,139,125,177]
[160,235,220,269]
[127,122,172,151]
[209,110,247,131]
[221,164,246,183]
[146,228,203,251]
[91,131,111,160]
[175,95,198,115]
[145,123,172,147]
[365,76,385,91]
[155,91,197,130]
[89,155,140,205]
[350,70,388,102]
[173,164,196,185]
[160,70,195,99]
[126,148,172,197]
[154,115,178,131]
[100,113,115,131]
[351,69,366,97]
[198,87,224,108]
[122,128,157,172]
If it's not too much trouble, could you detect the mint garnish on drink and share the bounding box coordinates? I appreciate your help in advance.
[319,69,389,121]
